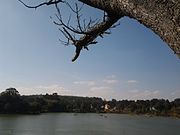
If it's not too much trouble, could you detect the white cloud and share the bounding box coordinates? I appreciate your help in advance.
[106,75,116,79]
[171,90,180,96]
[88,86,114,99]
[153,90,160,95]
[90,86,111,91]
[129,89,139,93]
[16,85,72,95]
[127,80,138,83]
[103,79,118,84]
[128,89,160,100]
[171,90,180,99]
[73,81,96,86]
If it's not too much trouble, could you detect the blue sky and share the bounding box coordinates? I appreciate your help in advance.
[0,0,180,100]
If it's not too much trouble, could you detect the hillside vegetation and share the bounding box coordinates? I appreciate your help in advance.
[0,88,180,118]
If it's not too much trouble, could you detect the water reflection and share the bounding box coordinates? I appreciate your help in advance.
[0,113,180,135]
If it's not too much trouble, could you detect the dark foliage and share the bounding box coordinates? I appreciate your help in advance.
[0,88,180,117]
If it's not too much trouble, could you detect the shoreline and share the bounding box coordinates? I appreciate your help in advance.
[0,112,179,119]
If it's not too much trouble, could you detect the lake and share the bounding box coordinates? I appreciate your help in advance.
[0,113,179,135]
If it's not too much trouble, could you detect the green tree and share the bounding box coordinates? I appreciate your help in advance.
[1,88,20,96]
[0,88,23,113]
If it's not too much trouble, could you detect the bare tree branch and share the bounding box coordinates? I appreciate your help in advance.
[71,14,121,62]
[18,0,180,61]
[18,0,63,9]
[18,0,122,62]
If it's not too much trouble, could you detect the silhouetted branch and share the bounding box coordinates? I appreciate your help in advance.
[18,0,63,9]
[18,0,180,60]
[53,3,122,61]
[71,14,121,62]
[18,0,122,62]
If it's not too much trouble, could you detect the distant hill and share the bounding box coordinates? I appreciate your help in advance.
[0,88,180,118]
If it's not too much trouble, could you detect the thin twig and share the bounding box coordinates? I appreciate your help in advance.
[18,0,63,9]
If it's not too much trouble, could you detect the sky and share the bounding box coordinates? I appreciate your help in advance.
[0,0,180,100]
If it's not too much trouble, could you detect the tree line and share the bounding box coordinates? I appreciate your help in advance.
[0,88,179,118]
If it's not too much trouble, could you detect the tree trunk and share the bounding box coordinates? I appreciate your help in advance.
[79,0,180,58]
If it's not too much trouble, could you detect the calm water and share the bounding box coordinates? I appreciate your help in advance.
[0,113,179,135]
